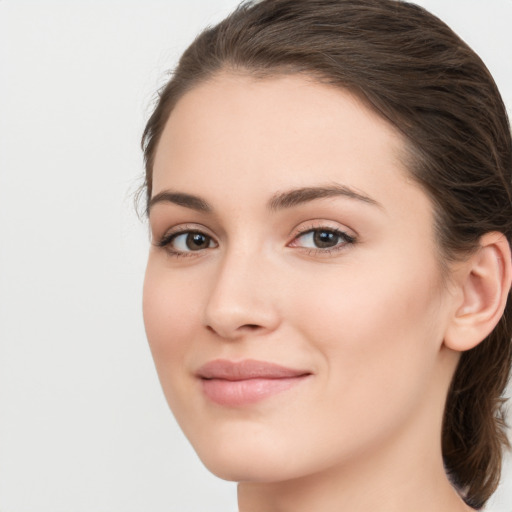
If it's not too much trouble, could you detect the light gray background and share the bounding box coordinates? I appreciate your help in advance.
[0,1,511,511]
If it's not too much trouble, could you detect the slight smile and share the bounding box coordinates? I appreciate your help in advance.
[196,359,312,407]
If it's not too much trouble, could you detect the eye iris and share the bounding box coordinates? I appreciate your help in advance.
[186,233,210,250]
[313,230,338,248]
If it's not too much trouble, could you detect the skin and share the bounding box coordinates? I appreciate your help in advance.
[143,73,476,512]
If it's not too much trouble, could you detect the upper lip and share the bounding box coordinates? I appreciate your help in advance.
[196,359,311,381]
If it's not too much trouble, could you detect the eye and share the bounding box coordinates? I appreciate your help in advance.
[158,229,217,256]
[290,228,355,251]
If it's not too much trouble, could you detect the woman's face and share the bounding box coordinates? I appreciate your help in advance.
[143,73,459,482]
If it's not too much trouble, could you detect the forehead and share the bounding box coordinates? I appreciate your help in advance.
[152,73,427,220]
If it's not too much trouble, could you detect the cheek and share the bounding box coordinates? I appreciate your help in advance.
[142,259,201,391]
[286,255,444,416]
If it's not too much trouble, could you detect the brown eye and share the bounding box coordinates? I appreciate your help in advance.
[161,230,217,254]
[292,228,355,251]
[185,232,211,250]
[313,230,340,248]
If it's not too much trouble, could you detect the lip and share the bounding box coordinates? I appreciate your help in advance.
[196,359,311,406]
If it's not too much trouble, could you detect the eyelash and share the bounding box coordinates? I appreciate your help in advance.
[156,225,356,258]
[156,225,217,258]
[289,226,356,255]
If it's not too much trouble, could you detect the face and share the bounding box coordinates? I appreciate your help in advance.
[143,73,458,483]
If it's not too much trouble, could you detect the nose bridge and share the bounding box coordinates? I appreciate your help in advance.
[203,241,279,338]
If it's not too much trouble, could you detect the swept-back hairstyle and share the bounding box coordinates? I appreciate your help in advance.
[141,0,512,508]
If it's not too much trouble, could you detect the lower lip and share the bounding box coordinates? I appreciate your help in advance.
[201,376,308,406]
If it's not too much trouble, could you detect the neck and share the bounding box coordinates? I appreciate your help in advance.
[237,456,474,512]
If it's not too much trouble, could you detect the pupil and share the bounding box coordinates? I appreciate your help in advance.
[313,230,338,248]
[187,233,209,250]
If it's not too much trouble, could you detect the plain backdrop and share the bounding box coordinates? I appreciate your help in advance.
[0,1,511,511]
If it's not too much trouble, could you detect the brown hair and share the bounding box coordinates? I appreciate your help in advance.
[141,0,512,508]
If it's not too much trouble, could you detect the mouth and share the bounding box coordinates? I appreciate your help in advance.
[196,359,312,407]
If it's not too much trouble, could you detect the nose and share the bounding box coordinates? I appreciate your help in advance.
[203,250,281,339]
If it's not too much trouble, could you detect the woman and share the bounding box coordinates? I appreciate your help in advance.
[140,1,512,510]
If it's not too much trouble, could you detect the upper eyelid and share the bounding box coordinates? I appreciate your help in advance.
[154,223,216,243]
[290,227,355,244]
[289,220,357,239]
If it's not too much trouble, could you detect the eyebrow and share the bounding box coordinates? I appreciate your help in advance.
[268,184,382,211]
[148,191,212,215]
[147,184,381,216]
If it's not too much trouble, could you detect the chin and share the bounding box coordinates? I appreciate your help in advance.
[200,455,300,483]
[188,423,355,485]
[189,432,309,483]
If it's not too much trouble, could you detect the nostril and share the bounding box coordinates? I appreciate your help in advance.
[243,324,261,330]
[206,324,261,334]
[206,323,262,336]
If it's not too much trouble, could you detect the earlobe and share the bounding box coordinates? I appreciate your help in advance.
[444,232,512,352]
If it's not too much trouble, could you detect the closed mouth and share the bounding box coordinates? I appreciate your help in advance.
[196,359,312,406]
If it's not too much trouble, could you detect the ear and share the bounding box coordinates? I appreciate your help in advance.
[444,232,512,352]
